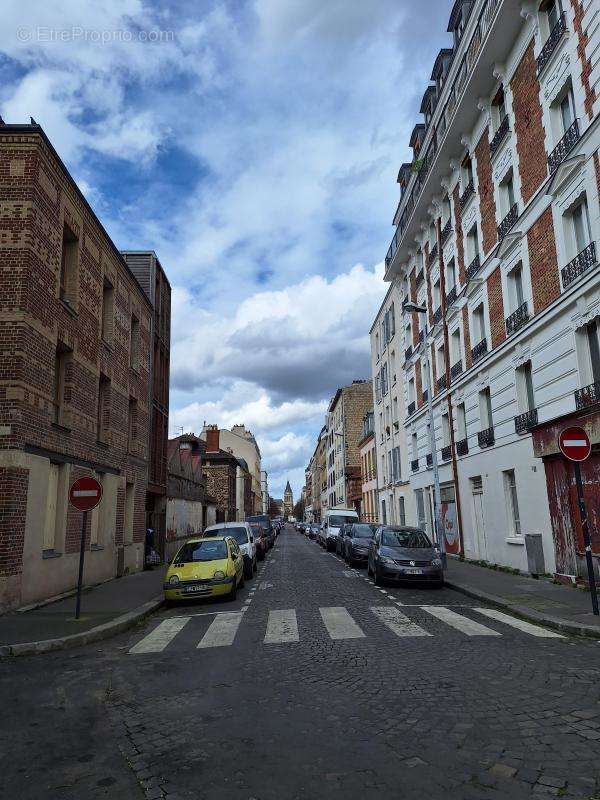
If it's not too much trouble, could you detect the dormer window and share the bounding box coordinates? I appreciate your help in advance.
[448,0,474,46]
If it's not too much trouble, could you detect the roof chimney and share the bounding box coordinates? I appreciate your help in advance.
[206,424,220,453]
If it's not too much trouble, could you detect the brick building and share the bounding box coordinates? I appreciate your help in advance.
[201,425,252,522]
[377,0,599,580]
[0,122,153,610]
[358,411,379,524]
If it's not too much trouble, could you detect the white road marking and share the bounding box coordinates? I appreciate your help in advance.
[370,606,431,637]
[264,609,299,644]
[474,608,564,638]
[197,611,245,648]
[320,607,365,640]
[129,616,190,654]
[422,605,501,636]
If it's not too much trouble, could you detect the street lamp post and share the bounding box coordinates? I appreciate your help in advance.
[404,302,446,568]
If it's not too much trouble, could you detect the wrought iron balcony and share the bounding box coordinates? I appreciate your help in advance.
[514,408,538,434]
[437,374,447,393]
[471,338,488,364]
[445,285,457,306]
[505,301,529,336]
[441,218,452,245]
[450,360,463,380]
[466,254,481,282]
[426,453,433,467]
[489,114,510,158]
[411,458,419,472]
[536,13,567,76]
[429,242,439,263]
[548,118,580,175]
[575,380,600,410]
[416,268,424,286]
[407,401,416,416]
[441,445,451,462]
[456,437,469,456]
[432,306,442,326]
[422,389,429,404]
[498,203,518,242]
[561,241,596,289]
[478,426,495,448]
[459,179,474,210]
[404,345,413,362]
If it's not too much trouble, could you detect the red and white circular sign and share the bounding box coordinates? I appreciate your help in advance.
[559,426,591,462]
[69,476,103,511]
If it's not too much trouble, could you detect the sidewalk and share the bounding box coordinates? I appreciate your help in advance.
[0,567,166,655]
[445,558,600,638]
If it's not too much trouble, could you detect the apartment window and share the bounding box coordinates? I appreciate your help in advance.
[130,315,140,371]
[451,328,462,364]
[473,303,486,343]
[415,489,427,533]
[492,86,506,130]
[411,432,418,458]
[393,397,398,423]
[124,481,135,544]
[59,222,78,304]
[441,413,450,447]
[500,170,516,216]
[503,470,522,536]
[433,279,441,309]
[429,225,437,250]
[437,343,446,375]
[128,397,138,450]
[479,387,493,429]
[569,198,591,257]
[375,333,380,360]
[398,497,406,526]
[43,463,62,552]
[462,154,474,187]
[391,350,396,383]
[456,402,467,440]
[101,278,114,344]
[467,224,479,262]
[543,0,561,32]
[52,345,70,426]
[446,258,456,290]
[442,195,451,225]
[585,319,600,384]
[516,361,536,412]
[389,303,396,337]
[508,264,525,312]
[97,375,111,443]
[559,86,575,134]
[408,377,416,404]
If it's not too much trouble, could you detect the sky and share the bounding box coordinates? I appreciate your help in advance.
[0,0,453,499]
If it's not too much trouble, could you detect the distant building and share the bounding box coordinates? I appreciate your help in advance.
[261,470,269,514]
[200,423,262,514]
[283,481,294,518]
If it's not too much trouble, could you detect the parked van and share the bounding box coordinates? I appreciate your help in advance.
[321,507,359,551]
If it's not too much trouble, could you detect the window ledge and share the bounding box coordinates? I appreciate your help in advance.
[506,536,524,545]
[42,549,62,559]
[51,422,71,434]
[90,544,104,551]
[101,337,114,351]
[96,439,109,448]
[59,297,78,318]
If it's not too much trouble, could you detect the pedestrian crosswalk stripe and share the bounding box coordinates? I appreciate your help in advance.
[422,605,501,636]
[320,606,365,640]
[264,609,299,644]
[473,607,564,638]
[370,606,431,637]
[129,616,190,654]
[197,611,244,648]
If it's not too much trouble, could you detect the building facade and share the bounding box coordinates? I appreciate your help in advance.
[283,481,294,518]
[200,423,262,514]
[381,0,599,578]
[201,426,238,523]
[166,434,207,560]
[0,122,152,610]
[358,411,380,524]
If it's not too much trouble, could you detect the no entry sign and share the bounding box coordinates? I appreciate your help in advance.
[558,426,591,462]
[69,476,103,512]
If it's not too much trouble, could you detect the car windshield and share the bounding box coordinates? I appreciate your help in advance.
[329,515,357,527]
[175,540,228,563]
[382,529,432,548]
[205,527,248,545]
[352,524,375,538]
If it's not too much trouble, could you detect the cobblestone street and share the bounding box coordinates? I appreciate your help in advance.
[2,527,600,799]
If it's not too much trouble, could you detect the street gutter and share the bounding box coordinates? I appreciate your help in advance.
[0,596,164,657]
[445,578,600,640]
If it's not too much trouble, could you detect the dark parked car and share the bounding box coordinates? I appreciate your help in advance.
[308,524,319,540]
[339,523,376,566]
[249,523,267,560]
[247,515,274,549]
[368,526,443,586]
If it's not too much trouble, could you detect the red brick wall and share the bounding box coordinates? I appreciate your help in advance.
[0,468,29,577]
[452,185,466,285]
[511,40,548,204]
[528,207,561,314]
[475,131,498,253]
[571,0,596,119]
[487,267,506,349]
[415,360,423,408]
[462,307,473,370]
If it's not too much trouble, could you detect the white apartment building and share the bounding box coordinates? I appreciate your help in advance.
[381,0,600,579]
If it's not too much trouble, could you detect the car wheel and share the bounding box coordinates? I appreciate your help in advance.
[228,578,237,601]
[258,549,265,561]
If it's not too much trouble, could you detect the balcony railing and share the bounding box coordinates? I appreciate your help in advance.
[437,374,447,393]
[408,401,416,416]
[384,0,501,271]
[429,242,439,263]
[536,13,567,76]
[441,218,452,245]
[446,285,457,306]
[456,437,469,456]
[514,408,538,434]
[411,458,419,472]
[432,306,442,326]
[450,360,463,380]
[478,426,495,448]
[422,389,429,404]
[575,380,600,410]
[426,453,433,467]
[441,445,451,461]
[489,114,510,158]
[505,301,529,336]
[471,337,488,364]
[459,179,474,209]
[497,203,518,241]
[466,254,481,282]
[548,118,580,175]
[404,345,413,362]
[561,241,597,289]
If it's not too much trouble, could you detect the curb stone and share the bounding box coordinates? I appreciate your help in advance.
[0,595,164,657]
[445,579,600,640]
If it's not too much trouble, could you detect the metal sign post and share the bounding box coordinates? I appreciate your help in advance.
[68,476,103,620]
[558,426,598,616]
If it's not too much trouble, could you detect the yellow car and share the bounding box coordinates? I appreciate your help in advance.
[164,535,244,602]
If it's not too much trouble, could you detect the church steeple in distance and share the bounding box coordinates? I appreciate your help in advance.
[283,481,293,518]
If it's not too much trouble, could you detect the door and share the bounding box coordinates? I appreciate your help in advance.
[471,477,487,560]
